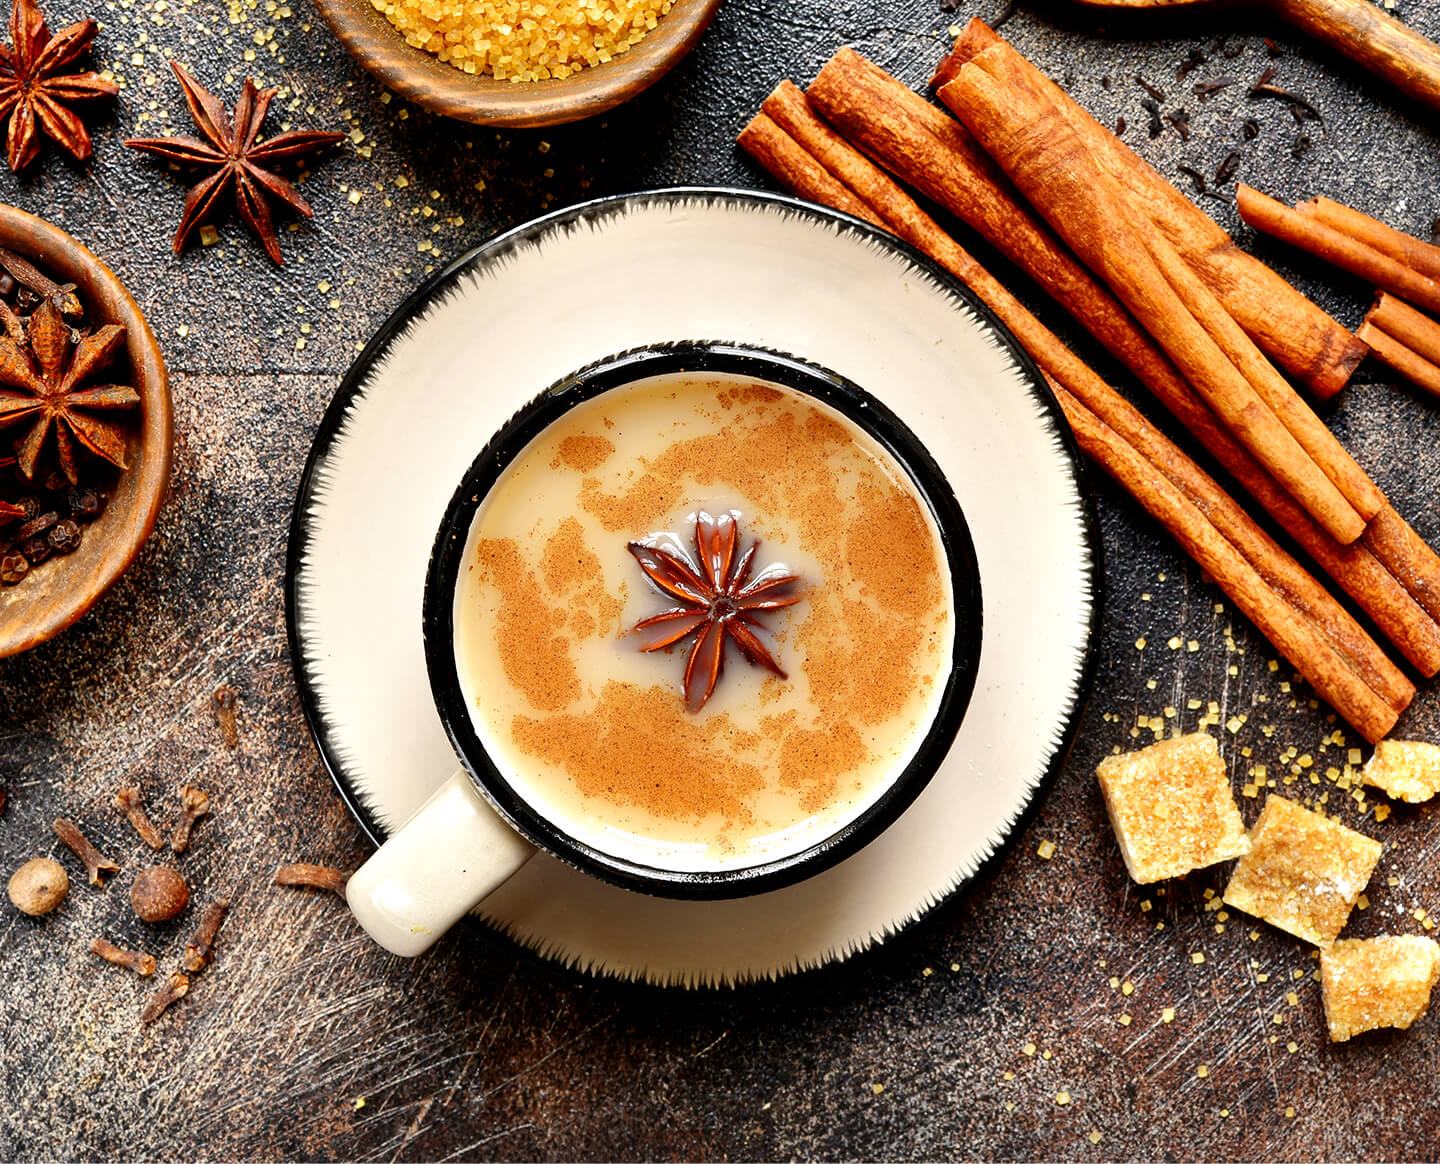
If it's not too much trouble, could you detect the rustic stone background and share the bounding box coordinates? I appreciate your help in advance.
[3,0,1440,1158]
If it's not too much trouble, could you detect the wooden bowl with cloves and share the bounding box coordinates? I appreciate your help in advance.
[0,203,171,658]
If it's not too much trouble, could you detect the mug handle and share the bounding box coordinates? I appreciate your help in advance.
[346,770,536,956]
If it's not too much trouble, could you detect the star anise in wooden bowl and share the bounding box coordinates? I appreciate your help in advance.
[0,205,170,657]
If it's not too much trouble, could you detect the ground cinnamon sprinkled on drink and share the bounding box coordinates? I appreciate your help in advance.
[374,0,675,82]
[552,435,615,474]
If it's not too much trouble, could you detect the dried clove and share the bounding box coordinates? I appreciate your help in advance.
[0,786,7,815]
[1177,165,1206,194]
[213,685,238,749]
[140,972,190,1024]
[275,863,350,894]
[1115,116,1127,137]
[90,937,156,976]
[1242,118,1261,141]
[53,818,119,886]
[0,247,82,317]
[114,785,165,850]
[183,900,230,973]
[1166,108,1192,141]
[170,785,211,853]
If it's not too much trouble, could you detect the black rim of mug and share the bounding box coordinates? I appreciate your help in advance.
[422,340,985,900]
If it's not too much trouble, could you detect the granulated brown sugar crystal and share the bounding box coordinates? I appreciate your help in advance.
[1320,935,1440,1041]
[374,0,674,82]
[1223,795,1381,946]
[1095,734,1249,884]
[1362,739,1440,804]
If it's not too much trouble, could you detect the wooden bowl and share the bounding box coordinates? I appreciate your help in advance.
[0,204,171,658]
[311,0,723,127]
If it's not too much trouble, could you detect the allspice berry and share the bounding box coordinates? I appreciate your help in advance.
[131,866,189,923]
[8,857,69,916]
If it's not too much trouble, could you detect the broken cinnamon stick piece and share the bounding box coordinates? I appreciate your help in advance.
[141,972,189,1024]
[937,19,1366,400]
[1358,320,1440,399]
[1237,186,1440,317]
[90,938,156,976]
[114,785,165,850]
[737,112,885,229]
[275,863,350,894]
[1306,198,1440,285]
[52,818,119,886]
[1366,293,1440,369]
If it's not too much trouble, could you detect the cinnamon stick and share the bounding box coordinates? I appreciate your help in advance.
[944,61,1368,545]
[1305,197,1440,285]
[806,49,1198,436]
[736,112,884,229]
[1358,319,1440,399]
[1053,383,1403,742]
[1237,185,1440,317]
[1365,505,1440,627]
[937,19,1367,401]
[1366,292,1440,368]
[944,37,1381,524]
[737,95,1420,714]
[738,81,1440,677]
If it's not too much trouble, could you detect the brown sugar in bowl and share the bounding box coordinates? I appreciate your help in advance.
[311,0,723,128]
[0,203,171,658]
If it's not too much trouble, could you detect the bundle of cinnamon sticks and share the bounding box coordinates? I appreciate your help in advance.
[1236,188,1440,399]
[738,20,1440,743]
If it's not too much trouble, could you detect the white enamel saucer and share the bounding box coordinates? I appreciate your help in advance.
[285,189,1100,987]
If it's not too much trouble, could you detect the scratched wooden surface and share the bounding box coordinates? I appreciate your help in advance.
[3,0,1440,1158]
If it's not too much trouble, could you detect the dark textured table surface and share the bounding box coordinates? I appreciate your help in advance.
[4,0,1440,1159]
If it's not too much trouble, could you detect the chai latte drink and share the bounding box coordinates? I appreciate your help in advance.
[454,372,955,873]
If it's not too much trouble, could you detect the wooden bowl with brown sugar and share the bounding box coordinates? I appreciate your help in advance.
[311,0,723,128]
[0,204,171,659]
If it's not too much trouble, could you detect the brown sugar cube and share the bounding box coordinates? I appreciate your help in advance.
[1095,733,1249,884]
[1362,739,1440,804]
[1320,936,1440,1042]
[1223,795,1381,946]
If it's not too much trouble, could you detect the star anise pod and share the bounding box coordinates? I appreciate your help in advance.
[0,0,119,172]
[627,509,803,712]
[0,297,138,481]
[124,61,345,266]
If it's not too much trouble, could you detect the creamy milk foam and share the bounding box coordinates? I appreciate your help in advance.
[454,372,955,873]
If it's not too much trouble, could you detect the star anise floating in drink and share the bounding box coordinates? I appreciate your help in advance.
[627,509,803,712]
[0,296,137,482]
[125,62,345,266]
[0,0,119,172]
